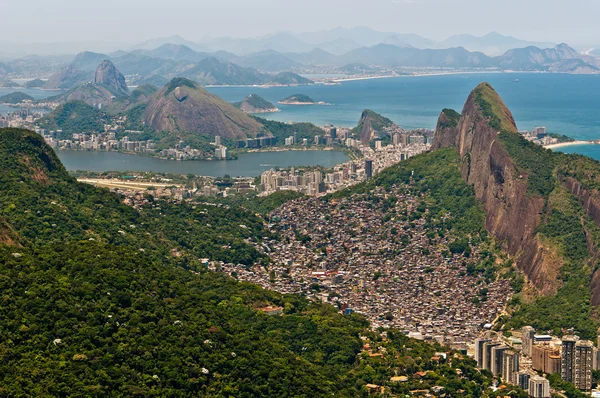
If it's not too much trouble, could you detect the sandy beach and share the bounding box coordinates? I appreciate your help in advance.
[544,140,593,149]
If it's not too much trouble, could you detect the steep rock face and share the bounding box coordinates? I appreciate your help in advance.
[143,78,264,139]
[432,83,557,294]
[353,109,397,145]
[430,109,460,150]
[94,60,129,97]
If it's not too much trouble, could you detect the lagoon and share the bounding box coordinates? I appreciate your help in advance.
[57,149,350,177]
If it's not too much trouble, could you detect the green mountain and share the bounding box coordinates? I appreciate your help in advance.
[351,109,398,144]
[0,128,505,396]
[269,72,312,85]
[278,94,314,104]
[0,92,35,103]
[38,100,108,135]
[143,78,265,139]
[233,94,279,113]
[433,82,600,339]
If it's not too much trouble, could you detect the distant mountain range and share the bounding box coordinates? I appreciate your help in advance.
[167,28,558,57]
[1,29,599,87]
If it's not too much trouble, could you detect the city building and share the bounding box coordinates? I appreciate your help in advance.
[522,326,535,357]
[561,336,578,383]
[575,340,594,392]
[501,350,519,385]
[532,344,561,374]
[475,338,492,369]
[528,375,550,398]
[365,159,373,180]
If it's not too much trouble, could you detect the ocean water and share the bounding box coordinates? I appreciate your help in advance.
[207,73,600,141]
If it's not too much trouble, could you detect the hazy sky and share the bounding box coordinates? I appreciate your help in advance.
[0,0,598,46]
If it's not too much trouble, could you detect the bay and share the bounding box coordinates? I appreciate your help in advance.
[207,73,600,140]
[57,149,350,177]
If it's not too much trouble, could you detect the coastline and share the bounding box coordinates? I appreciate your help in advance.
[544,140,593,149]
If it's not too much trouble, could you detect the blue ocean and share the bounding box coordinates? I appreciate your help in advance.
[207,73,600,140]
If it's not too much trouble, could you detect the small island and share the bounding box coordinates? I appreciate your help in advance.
[278,94,315,105]
[233,94,280,113]
[0,91,35,104]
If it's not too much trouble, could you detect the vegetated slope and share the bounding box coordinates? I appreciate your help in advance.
[38,100,108,135]
[351,109,398,144]
[432,82,600,338]
[254,117,324,143]
[233,94,279,113]
[143,78,265,139]
[0,91,35,103]
[278,94,314,104]
[0,128,504,396]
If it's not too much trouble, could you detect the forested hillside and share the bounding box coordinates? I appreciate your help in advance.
[0,128,511,396]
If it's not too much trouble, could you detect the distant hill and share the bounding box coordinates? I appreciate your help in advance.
[0,62,12,76]
[42,65,90,90]
[0,78,20,88]
[47,61,129,107]
[94,59,129,97]
[130,34,208,52]
[439,32,555,56]
[0,92,34,103]
[143,77,265,139]
[38,100,108,134]
[495,43,592,72]
[71,51,111,72]
[337,63,374,74]
[269,72,312,85]
[352,109,399,144]
[181,57,267,86]
[233,94,279,113]
[138,43,209,62]
[278,94,315,104]
[23,78,45,88]
[237,50,298,71]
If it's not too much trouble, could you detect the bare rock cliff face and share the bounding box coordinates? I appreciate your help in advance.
[432,84,558,294]
[143,78,264,140]
[94,60,129,97]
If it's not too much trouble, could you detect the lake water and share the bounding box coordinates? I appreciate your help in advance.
[57,150,350,177]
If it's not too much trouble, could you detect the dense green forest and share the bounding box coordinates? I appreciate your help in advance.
[0,128,509,396]
[38,101,108,136]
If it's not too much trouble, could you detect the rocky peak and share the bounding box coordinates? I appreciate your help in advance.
[94,60,128,97]
[432,83,554,294]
